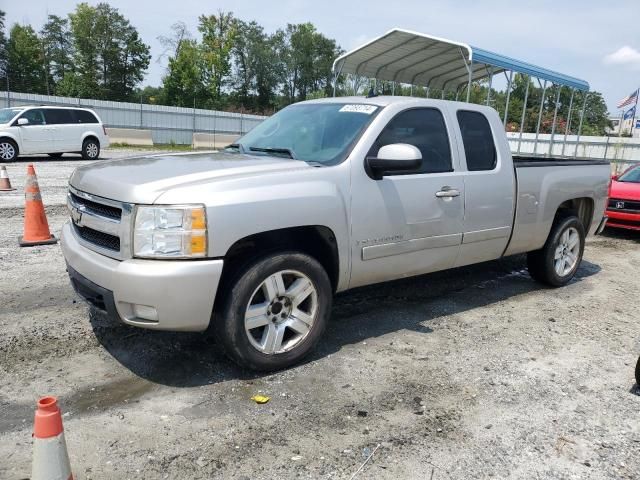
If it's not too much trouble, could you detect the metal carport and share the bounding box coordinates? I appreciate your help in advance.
[331,29,591,157]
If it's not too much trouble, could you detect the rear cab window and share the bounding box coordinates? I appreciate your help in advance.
[456,110,497,171]
[43,109,74,125]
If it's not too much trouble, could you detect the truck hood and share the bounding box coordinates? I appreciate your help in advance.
[609,180,640,201]
[69,151,312,204]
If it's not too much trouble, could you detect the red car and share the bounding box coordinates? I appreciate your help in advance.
[607,165,640,231]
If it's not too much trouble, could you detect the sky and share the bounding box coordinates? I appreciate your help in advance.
[5,0,640,115]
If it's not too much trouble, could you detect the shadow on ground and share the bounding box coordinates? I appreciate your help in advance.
[90,255,601,388]
[601,227,640,243]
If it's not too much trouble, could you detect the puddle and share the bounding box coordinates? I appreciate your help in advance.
[0,376,155,435]
[67,376,155,413]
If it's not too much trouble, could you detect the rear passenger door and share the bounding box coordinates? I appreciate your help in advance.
[43,109,76,152]
[349,107,465,288]
[453,109,515,267]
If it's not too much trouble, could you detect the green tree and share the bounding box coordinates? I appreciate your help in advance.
[7,24,47,94]
[40,14,73,95]
[198,11,236,107]
[0,11,7,87]
[232,20,281,112]
[162,39,205,107]
[66,2,150,100]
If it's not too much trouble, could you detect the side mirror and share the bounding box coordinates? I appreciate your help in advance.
[611,174,618,181]
[17,118,29,126]
[366,143,422,180]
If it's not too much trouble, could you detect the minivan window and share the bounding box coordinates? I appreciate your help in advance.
[370,108,452,174]
[44,109,74,125]
[73,110,99,124]
[19,109,45,126]
[457,110,497,171]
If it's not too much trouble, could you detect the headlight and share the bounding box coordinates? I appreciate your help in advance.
[133,205,207,258]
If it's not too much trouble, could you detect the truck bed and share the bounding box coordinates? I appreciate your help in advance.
[504,156,611,257]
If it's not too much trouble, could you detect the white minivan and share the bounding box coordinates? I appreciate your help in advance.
[0,105,110,161]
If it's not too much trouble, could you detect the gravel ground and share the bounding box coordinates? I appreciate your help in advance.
[0,155,639,479]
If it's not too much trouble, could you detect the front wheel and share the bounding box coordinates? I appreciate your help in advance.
[216,252,332,371]
[0,139,18,161]
[81,138,100,160]
[527,215,585,287]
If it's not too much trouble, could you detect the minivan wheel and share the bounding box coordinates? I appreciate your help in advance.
[216,252,332,371]
[0,139,18,161]
[81,138,100,160]
[527,215,585,287]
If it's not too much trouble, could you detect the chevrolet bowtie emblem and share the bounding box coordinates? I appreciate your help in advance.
[70,206,83,224]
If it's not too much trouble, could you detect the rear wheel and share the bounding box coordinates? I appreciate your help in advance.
[81,138,100,160]
[527,215,585,287]
[216,252,332,371]
[48,153,63,158]
[0,139,18,161]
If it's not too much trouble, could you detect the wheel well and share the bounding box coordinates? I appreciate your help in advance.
[555,198,594,231]
[219,226,340,294]
[83,135,99,146]
[0,136,18,148]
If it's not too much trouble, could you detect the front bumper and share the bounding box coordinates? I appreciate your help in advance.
[61,221,223,331]
[605,209,640,231]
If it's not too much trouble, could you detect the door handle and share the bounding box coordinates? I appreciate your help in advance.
[435,187,460,198]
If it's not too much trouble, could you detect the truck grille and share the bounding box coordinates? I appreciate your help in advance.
[73,224,121,251]
[67,186,133,260]
[608,198,640,213]
[69,191,122,220]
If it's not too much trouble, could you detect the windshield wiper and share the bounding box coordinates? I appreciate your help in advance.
[225,143,245,153]
[249,147,296,159]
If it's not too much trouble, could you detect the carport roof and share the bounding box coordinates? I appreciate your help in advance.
[332,29,589,92]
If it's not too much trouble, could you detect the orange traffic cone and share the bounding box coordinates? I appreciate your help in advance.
[31,396,73,480]
[19,164,57,247]
[0,165,15,191]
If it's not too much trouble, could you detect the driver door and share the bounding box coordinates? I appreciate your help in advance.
[15,109,50,154]
[349,107,465,288]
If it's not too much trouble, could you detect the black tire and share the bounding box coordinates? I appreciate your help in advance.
[527,215,585,287]
[81,138,100,160]
[48,153,63,158]
[0,138,18,162]
[215,251,332,371]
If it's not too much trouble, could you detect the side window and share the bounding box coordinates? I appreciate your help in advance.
[19,109,45,126]
[44,109,74,125]
[73,110,99,124]
[370,108,452,174]
[457,110,497,171]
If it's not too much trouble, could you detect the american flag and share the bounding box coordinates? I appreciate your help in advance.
[617,89,638,109]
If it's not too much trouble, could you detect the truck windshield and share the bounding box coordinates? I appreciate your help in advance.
[0,108,24,124]
[618,167,640,183]
[233,103,380,165]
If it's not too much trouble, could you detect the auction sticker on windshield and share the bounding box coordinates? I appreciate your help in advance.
[339,104,378,114]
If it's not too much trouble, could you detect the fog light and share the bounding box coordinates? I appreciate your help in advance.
[132,304,158,321]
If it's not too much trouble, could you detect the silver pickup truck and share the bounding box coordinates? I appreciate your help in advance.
[61,96,610,370]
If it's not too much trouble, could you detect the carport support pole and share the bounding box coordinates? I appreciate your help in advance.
[466,60,473,103]
[548,86,562,156]
[573,92,589,158]
[517,76,530,155]
[533,80,548,156]
[502,70,514,126]
[561,89,575,158]
[332,60,344,97]
[485,66,494,106]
